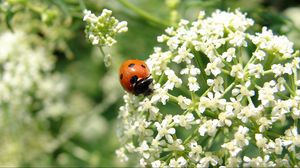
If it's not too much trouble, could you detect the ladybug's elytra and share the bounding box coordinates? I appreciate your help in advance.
[119,59,153,96]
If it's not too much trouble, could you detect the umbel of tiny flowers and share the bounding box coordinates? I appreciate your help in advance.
[83,9,128,67]
[117,9,300,167]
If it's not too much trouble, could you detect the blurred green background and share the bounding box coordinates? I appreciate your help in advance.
[0,0,299,166]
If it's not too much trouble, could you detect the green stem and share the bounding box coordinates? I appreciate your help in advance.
[99,46,106,57]
[244,47,259,70]
[264,54,274,70]
[221,81,235,97]
[158,73,165,85]
[194,51,208,87]
[183,127,200,145]
[293,68,297,91]
[168,93,178,103]
[265,130,281,139]
[263,69,273,75]
[200,86,212,97]
[117,0,171,28]
[221,69,230,75]
[284,81,296,96]
[191,91,196,104]
[78,0,86,11]
[276,92,289,99]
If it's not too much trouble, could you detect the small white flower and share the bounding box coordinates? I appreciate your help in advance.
[167,138,185,151]
[230,64,244,79]
[283,62,293,75]
[228,31,247,47]
[243,155,276,167]
[177,95,192,109]
[221,47,236,62]
[256,117,272,132]
[173,113,194,129]
[151,160,161,168]
[189,140,202,162]
[255,134,268,149]
[137,141,151,159]
[139,158,147,167]
[83,9,97,23]
[198,119,220,136]
[205,57,224,76]
[198,92,226,113]
[234,126,250,147]
[198,153,219,167]
[154,115,176,143]
[148,48,172,75]
[271,64,284,77]
[116,147,128,162]
[224,157,242,167]
[237,105,262,123]
[188,76,200,91]
[164,69,182,90]
[253,49,266,61]
[258,80,278,107]
[169,156,187,167]
[271,99,292,122]
[151,83,169,105]
[218,111,233,127]
[276,77,286,92]
[267,138,283,155]
[232,81,255,101]
[207,76,224,93]
[248,63,264,78]
[221,141,242,157]
[283,126,300,152]
[138,98,159,116]
[172,44,194,64]
[180,65,201,76]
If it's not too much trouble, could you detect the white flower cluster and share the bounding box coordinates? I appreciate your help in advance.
[0,31,57,107]
[0,30,75,165]
[83,9,127,67]
[117,9,300,167]
[83,9,128,47]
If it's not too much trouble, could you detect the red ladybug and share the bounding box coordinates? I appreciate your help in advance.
[119,59,153,96]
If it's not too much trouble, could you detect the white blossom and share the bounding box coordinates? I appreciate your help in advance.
[243,155,276,167]
[205,57,224,76]
[198,119,220,136]
[154,115,176,143]
[207,76,224,93]
[221,47,236,62]
[188,76,200,91]
[189,140,202,162]
[230,64,244,79]
[83,9,128,47]
[169,156,187,167]
[253,49,266,61]
[164,69,182,90]
[198,92,226,113]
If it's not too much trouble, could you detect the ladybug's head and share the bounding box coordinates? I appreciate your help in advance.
[132,76,153,96]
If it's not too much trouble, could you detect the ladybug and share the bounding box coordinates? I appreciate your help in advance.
[119,59,153,96]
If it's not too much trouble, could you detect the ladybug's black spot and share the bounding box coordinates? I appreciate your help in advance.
[141,64,146,68]
[120,74,123,80]
[128,63,135,68]
[130,75,138,84]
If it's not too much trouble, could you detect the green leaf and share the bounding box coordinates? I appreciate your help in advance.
[5,7,15,32]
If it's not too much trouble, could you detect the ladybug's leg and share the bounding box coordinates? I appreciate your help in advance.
[133,77,153,96]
